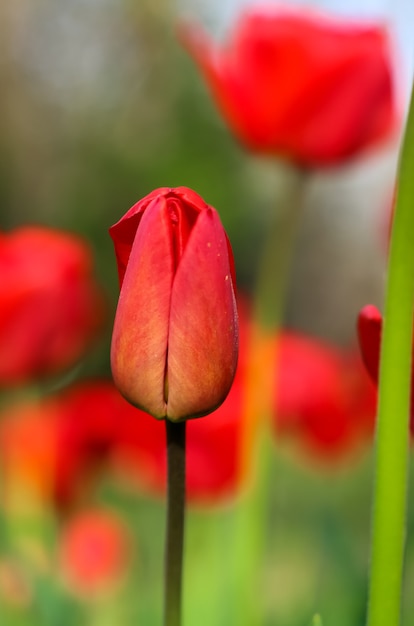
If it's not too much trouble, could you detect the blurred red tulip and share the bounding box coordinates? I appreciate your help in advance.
[180,7,397,166]
[110,187,238,421]
[0,227,104,386]
[59,509,130,597]
[53,381,139,509]
[274,332,377,461]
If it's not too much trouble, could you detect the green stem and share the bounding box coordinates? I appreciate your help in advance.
[232,166,309,626]
[255,165,308,329]
[164,420,186,626]
[366,82,414,626]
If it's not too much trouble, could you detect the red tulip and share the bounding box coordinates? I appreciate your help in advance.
[274,332,377,461]
[59,509,130,596]
[110,187,238,421]
[0,227,104,386]
[180,7,396,166]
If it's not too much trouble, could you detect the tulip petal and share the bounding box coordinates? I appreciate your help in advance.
[109,188,173,287]
[166,208,238,421]
[111,198,174,418]
[357,304,382,383]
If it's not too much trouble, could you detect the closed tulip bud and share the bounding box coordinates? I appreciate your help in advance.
[110,187,239,422]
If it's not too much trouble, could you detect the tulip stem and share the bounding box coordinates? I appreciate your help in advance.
[366,82,414,626]
[164,420,186,626]
[233,166,308,626]
[255,165,308,330]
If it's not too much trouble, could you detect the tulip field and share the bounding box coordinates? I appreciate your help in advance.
[1,1,414,626]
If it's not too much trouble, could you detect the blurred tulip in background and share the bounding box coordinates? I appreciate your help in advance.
[275,332,377,461]
[0,227,104,386]
[59,508,131,597]
[180,6,397,166]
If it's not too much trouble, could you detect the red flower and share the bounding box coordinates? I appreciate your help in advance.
[0,227,104,386]
[180,7,396,166]
[110,187,238,421]
[274,332,377,461]
[59,509,130,597]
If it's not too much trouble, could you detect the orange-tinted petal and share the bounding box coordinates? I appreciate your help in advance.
[167,208,238,420]
[111,198,174,418]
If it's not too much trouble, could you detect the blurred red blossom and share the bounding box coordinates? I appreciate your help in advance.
[180,6,397,166]
[52,381,139,509]
[274,332,377,462]
[0,227,104,386]
[59,509,130,597]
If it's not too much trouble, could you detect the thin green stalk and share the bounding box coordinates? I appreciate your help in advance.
[366,82,414,626]
[231,166,309,626]
[255,166,308,330]
[164,420,186,626]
